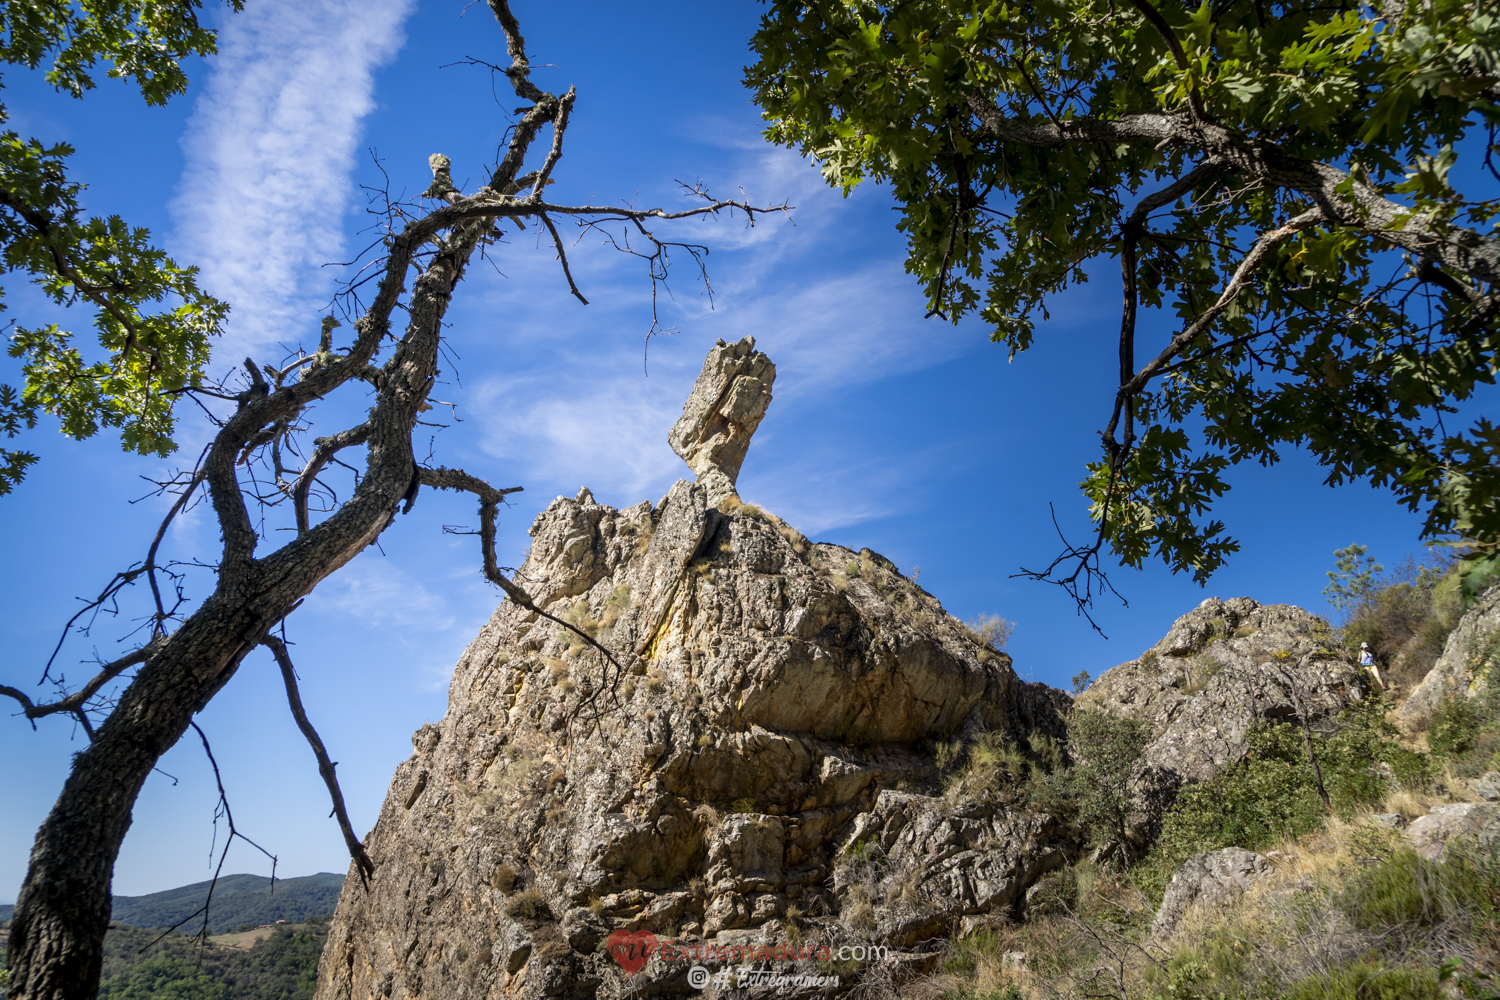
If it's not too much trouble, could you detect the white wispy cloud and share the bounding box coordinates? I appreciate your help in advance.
[170,0,415,361]
[303,556,463,632]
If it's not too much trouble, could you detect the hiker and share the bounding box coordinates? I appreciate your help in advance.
[1359,642,1386,690]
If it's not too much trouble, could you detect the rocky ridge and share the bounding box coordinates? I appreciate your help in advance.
[315,339,1390,1000]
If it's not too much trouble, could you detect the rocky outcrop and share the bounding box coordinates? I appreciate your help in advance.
[1397,586,1500,724]
[1077,597,1367,804]
[1151,848,1273,939]
[316,342,1071,1000]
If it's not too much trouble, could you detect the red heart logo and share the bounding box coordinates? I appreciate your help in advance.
[606,928,659,974]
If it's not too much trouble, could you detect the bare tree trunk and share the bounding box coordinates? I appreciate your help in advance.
[1281,661,1333,813]
[1294,687,1333,812]
[5,214,451,1000]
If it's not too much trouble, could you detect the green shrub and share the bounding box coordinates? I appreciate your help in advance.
[97,955,231,1000]
[938,928,1004,978]
[1326,546,1462,690]
[944,730,1027,801]
[1340,842,1500,933]
[1140,727,1326,900]
[1429,692,1483,758]
[1282,961,1443,1000]
[1052,711,1151,855]
[1168,929,1255,987]
[1139,701,1412,903]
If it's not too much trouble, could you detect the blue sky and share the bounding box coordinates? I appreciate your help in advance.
[1,0,1490,902]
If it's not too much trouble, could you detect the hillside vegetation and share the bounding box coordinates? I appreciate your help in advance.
[5,555,1491,1000]
[917,561,1500,1000]
[108,873,344,936]
[0,917,329,1000]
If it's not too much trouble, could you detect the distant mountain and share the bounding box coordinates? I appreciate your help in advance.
[108,872,344,935]
[0,902,12,921]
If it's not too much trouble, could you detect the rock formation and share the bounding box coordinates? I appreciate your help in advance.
[315,340,1390,999]
[316,339,1071,1000]
[1405,802,1500,860]
[1075,597,1368,836]
[1397,585,1500,724]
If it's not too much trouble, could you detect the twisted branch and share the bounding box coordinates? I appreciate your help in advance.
[416,466,630,718]
[262,635,376,883]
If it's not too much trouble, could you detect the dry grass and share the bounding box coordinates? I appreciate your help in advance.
[770,516,812,556]
[1383,786,1447,820]
[718,494,765,519]
[504,888,544,919]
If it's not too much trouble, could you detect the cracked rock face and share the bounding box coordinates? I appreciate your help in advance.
[316,344,1071,1000]
[1151,848,1273,939]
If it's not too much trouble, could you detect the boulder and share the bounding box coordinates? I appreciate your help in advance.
[1151,848,1273,939]
[1397,586,1500,725]
[1405,802,1500,860]
[315,341,1072,1000]
[667,336,775,505]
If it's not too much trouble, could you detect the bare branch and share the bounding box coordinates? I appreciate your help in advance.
[1119,208,1323,400]
[262,635,376,883]
[530,87,575,199]
[136,723,278,952]
[293,423,372,534]
[2,642,160,728]
[1023,209,1324,620]
[416,466,631,717]
[540,213,588,304]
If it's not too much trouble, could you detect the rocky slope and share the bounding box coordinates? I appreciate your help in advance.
[315,338,1397,1000]
[316,339,1072,1000]
[1075,596,1369,835]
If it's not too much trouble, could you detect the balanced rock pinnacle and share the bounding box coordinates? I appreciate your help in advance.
[667,336,774,504]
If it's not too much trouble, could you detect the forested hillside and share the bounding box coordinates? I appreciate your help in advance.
[108,874,343,935]
[1,917,328,1000]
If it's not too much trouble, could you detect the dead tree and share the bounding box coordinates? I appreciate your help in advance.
[0,4,784,997]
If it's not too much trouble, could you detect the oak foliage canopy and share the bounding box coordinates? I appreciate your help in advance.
[747,0,1500,604]
[0,0,234,494]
